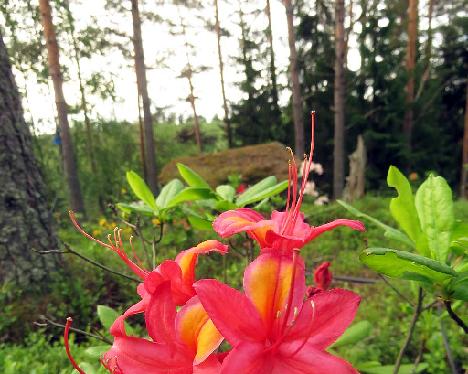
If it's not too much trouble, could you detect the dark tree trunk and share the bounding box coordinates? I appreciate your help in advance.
[131,0,158,193]
[334,0,346,199]
[0,33,59,287]
[215,0,232,148]
[39,0,85,213]
[266,0,280,118]
[461,81,468,199]
[283,0,304,156]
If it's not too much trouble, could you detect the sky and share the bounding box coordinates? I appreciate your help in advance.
[5,0,440,135]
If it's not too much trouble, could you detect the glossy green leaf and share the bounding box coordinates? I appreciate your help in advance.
[337,200,414,248]
[187,215,213,230]
[156,179,184,209]
[449,273,468,301]
[415,175,454,263]
[176,163,210,189]
[126,171,156,210]
[450,221,468,252]
[216,185,236,202]
[331,320,372,348]
[167,187,215,207]
[236,176,277,205]
[116,202,154,216]
[237,180,288,207]
[97,305,134,335]
[360,248,455,284]
[387,166,428,255]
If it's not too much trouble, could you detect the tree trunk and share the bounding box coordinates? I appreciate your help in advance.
[403,0,418,153]
[0,33,59,287]
[39,0,85,213]
[283,0,304,156]
[461,81,468,199]
[266,0,280,117]
[131,0,158,194]
[334,0,346,199]
[187,69,203,153]
[214,0,232,148]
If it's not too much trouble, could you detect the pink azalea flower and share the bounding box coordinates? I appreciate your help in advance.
[213,113,364,254]
[102,280,223,373]
[194,251,360,373]
[307,261,333,297]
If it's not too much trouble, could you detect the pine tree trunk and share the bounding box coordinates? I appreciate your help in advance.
[334,0,346,199]
[266,0,280,117]
[215,0,232,148]
[403,0,418,153]
[0,33,59,287]
[283,0,304,156]
[461,81,468,199]
[131,0,158,194]
[39,0,85,213]
[187,71,203,153]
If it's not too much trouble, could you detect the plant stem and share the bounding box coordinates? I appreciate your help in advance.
[393,287,423,374]
[438,305,458,374]
[379,274,415,307]
[444,300,468,334]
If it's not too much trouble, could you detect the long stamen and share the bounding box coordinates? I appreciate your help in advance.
[287,298,317,358]
[285,161,292,213]
[64,317,86,374]
[281,249,300,331]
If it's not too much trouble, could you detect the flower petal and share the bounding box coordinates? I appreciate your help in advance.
[308,219,365,241]
[243,253,305,332]
[220,342,269,374]
[286,289,360,349]
[193,354,221,374]
[194,279,265,346]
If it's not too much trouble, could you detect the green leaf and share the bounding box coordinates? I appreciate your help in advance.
[176,163,210,189]
[358,363,428,374]
[156,179,184,209]
[167,187,215,207]
[236,176,277,205]
[237,180,288,207]
[415,175,454,263]
[126,171,156,210]
[337,200,414,248]
[331,320,372,348]
[360,248,455,284]
[449,272,468,301]
[216,185,236,202]
[116,202,154,216]
[387,166,428,256]
[84,345,109,358]
[450,221,468,252]
[97,305,134,335]
[187,215,213,230]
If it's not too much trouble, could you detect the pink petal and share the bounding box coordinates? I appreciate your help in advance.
[286,289,360,349]
[220,342,269,374]
[194,279,266,346]
[308,219,365,241]
[145,281,177,346]
[213,208,266,240]
[276,341,358,373]
[193,354,222,374]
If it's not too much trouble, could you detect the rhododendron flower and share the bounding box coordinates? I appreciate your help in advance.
[307,261,332,297]
[213,113,364,255]
[195,252,360,373]
[103,280,223,373]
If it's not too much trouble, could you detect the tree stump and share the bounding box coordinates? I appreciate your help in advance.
[343,135,366,202]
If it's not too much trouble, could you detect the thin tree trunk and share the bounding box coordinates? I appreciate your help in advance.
[415,0,433,100]
[63,0,105,213]
[0,33,59,287]
[403,0,418,153]
[266,0,280,116]
[131,0,158,194]
[214,0,232,148]
[39,0,85,213]
[283,0,304,156]
[334,0,346,199]
[461,81,468,199]
[137,93,147,180]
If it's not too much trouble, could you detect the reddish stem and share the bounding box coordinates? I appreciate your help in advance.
[64,317,86,374]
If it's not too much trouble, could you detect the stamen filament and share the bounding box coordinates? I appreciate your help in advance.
[64,317,86,374]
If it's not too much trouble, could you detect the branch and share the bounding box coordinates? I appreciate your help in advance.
[438,305,458,374]
[36,315,112,345]
[444,300,468,334]
[379,274,415,307]
[393,287,424,374]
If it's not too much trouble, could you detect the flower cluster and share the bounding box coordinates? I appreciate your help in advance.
[68,113,365,373]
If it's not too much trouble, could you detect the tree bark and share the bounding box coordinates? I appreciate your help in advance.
[403,0,418,153]
[186,68,202,153]
[266,0,280,117]
[0,33,59,287]
[334,0,346,199]
[283,0,304,156]
[131,0,158,194]
[39,0,85,213]
[461,81,468,199]
[214,0,232,148]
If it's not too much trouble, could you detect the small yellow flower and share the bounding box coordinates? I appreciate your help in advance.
[98,218,107,227]
[92,229,102,237]
[152,218,161,226]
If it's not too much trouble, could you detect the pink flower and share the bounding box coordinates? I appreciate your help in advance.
[307,261,333,297]
[194,252,360,373]
[213,113,364,255]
